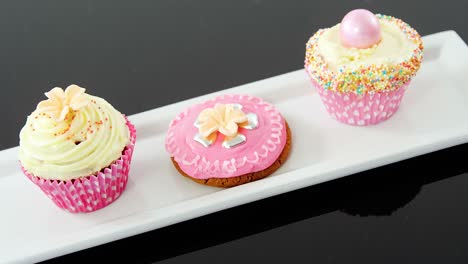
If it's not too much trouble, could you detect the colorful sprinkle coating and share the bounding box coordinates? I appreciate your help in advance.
[305,14,424,94]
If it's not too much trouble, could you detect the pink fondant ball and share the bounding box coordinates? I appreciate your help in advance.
[340,9,381,49]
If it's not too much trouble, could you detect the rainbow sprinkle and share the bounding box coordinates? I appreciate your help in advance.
[305,14,424,94]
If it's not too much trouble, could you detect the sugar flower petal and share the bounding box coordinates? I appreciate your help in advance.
[219,121,239,137]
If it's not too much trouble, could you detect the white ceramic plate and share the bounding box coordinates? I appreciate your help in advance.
[1,30,467,264]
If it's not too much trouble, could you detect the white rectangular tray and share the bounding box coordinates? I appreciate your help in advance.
[1,30,467,264]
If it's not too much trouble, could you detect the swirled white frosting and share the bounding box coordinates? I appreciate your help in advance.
[19,86,129,180]
[317,19,417,71]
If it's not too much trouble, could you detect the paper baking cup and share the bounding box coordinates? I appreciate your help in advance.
[21,116,136,213]
[312,80,409,126]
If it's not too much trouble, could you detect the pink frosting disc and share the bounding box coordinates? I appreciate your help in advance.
[165,94,287,179]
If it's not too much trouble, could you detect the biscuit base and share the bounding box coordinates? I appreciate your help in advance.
[171,122,291,188]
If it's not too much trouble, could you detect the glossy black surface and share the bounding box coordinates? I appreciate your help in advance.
[1,1,467,263]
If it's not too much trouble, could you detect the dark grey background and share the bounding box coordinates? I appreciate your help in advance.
[1,0,467,263]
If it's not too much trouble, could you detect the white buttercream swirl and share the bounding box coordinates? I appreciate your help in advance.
[19,89,130,180]
[317,19,417,71]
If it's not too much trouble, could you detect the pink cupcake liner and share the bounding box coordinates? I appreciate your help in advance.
[311,79,409,126]
[21,116,136,213]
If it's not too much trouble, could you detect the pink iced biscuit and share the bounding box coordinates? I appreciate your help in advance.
[21,116,136,213]
[165,94,287,179]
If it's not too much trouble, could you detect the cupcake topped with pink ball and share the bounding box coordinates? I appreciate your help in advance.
[305,9,423,125]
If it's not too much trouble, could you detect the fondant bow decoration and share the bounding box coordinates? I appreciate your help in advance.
[194,103,258,148]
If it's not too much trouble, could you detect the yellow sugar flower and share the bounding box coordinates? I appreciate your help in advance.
[197,103,248,139]
[36,84,89,121]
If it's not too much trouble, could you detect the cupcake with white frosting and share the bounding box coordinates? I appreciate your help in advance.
[19,85,136,213]
[305,9,423,125]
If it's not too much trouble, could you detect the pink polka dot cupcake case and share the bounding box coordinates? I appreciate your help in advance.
[305,9,424,126]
